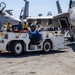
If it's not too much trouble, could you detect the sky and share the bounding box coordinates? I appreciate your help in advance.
[0,0,69,18]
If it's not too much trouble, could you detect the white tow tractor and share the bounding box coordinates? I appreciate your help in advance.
[0,31,65,56]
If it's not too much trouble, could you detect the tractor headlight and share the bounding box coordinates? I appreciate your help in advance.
[0,40,4,43]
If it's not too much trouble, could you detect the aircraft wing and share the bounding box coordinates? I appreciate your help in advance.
[5,10,13,15]
[53,12,69,19]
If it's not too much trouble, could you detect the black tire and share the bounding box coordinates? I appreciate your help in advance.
[43,40,52,53]
[10,41,24,56]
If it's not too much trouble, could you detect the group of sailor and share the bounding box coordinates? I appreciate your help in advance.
[2,21,41,33]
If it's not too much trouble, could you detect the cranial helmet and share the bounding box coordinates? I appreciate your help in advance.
[30,24,36,29]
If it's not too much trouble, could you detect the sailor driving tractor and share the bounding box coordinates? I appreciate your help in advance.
[29,24,41,49]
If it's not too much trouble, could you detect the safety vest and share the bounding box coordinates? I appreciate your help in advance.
[36,25,38,29]
[22,24,28,29]
[6,23,10,30]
